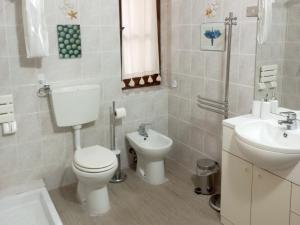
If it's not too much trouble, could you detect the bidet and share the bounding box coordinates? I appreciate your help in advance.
[127,129,173,185]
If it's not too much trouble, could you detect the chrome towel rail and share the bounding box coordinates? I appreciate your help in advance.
[198,98,227,111]
[197,12,237,119]
[197,104,227,116]
[197,96,227,106]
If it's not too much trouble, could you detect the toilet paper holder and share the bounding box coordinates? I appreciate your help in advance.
[110,101,127,183]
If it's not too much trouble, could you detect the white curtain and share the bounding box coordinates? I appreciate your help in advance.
[121,0,160,80]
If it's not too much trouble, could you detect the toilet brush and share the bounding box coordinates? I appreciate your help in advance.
[110,101,127,183]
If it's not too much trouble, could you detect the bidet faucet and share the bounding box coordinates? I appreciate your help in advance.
[278,112,297,130]
[138,123,151,137]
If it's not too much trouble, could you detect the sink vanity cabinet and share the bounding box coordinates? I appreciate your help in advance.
[221,115,300,225]
[221,151,252,225]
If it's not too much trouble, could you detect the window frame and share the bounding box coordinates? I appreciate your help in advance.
[119,0,161,90]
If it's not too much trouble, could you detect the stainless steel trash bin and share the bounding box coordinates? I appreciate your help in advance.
[194,159,219,195]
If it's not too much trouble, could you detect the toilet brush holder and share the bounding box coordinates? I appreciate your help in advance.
[110,101,127,183]
[110,150,127,183]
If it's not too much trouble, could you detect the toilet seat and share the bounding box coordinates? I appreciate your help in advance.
[74,145,117,173]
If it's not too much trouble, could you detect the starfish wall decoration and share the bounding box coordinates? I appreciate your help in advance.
[205,0,219,18]
[68,10,78,20]
[60,0,79,20]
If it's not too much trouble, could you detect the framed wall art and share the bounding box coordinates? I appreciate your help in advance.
[201,23,225,51]
[57,24,81,59]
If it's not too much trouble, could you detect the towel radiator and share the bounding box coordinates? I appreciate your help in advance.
[197,12,237,119]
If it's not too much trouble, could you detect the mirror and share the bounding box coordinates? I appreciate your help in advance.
[255,0,300,111]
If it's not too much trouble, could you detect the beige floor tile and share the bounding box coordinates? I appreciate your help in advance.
[50,160,221,225]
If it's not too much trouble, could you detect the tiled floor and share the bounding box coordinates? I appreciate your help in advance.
[50,161,221,225]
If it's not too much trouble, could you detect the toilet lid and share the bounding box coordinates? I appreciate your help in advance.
[73,161,116,173]
[74,145,116,169]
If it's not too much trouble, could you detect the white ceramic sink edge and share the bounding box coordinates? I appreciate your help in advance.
[235,120,300,154]
[234,120,300,170]
[127,129,173,151]
[126,129,173,159]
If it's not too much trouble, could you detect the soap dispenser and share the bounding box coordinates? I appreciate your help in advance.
[260,94,271,119]
[270,91,279,114]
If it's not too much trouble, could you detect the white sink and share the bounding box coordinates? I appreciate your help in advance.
[234,120,300,170]
[126,129,173,185]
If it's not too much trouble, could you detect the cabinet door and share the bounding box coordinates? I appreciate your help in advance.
[290,212,300,225]
[221,151,252,225]
[251,167,291,225]
[291,183,300,215]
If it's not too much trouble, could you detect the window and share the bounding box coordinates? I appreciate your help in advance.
[120,0,161,90]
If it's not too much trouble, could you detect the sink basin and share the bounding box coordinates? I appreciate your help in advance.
[234,120,300,170]
[126,129,173,185]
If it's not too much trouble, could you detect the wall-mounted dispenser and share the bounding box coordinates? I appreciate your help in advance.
[259,64,278,90]
[0,95,17,135]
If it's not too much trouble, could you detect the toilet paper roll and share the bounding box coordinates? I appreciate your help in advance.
[115,108,127,119]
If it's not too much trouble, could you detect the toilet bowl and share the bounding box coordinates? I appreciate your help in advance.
[72,145,118,216]
[126,129,173,185]
[49,85,118,216]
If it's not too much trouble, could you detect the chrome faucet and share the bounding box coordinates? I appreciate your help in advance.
[278,112,297,130]
[138,123,151,137]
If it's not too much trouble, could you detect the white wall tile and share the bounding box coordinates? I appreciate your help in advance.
[191,51,205,76]
[238,54,255,85]
[9,57,37,85]
[0,145,17,176]
[240,22,257,54]
[81,26,101,53]
[100,0,120,26]
[3,0,22,26]
[17,141,42,171]
[13,85,39,114]
[100,26,120,51]
[0,27,8,57]
[205,52,225,81]
[0,0,5,26]
[6,26,26,57]
[169,0,257,169]
[191,0,205,25]
[0,57,10,87]
[100,51,121,76]
[79,0,101,25]
[42,135,65,166]
[16,114,42,144]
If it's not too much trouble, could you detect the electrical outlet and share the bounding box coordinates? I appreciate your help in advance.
[246,6,258,17]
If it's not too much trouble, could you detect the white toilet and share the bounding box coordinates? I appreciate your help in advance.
[50,85,118,216]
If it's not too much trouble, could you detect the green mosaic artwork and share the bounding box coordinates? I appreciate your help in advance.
[57,25,81,59]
